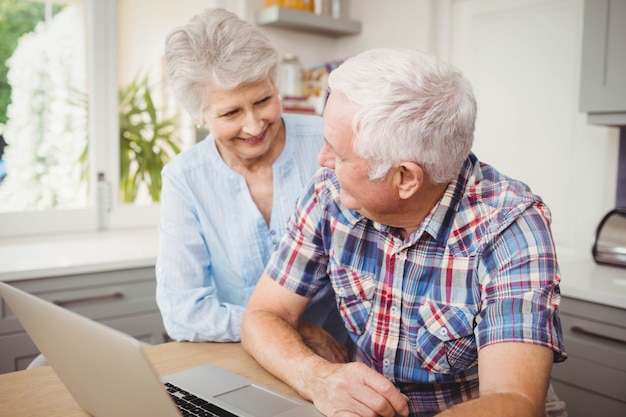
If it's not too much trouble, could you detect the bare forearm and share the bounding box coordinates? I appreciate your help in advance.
[241,276,409,417]
[436,392,540,417]
[241,309,329,400]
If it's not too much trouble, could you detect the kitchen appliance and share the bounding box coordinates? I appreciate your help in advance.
[592,207,626,267]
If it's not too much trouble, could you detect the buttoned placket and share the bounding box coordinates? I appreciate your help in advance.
[380,238,408,381]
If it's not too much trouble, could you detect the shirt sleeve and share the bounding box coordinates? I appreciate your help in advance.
[264,169,348,300]
[475,201,567,362]
[156,170,244,342]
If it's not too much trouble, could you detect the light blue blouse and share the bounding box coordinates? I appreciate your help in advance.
[156,113,342,342]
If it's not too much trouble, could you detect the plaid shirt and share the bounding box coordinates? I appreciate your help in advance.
[265,153,566,416]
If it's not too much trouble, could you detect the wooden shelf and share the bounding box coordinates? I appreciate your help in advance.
[255,6,361,38]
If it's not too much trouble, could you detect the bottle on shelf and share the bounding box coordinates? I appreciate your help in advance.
[265,0,314,12]
[278,53,303,98]
[314,0,347,19]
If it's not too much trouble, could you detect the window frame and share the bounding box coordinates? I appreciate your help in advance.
[0,0,159,239]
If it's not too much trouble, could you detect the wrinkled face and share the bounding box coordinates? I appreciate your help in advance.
[202,78,283,164]
[318,92,398,220]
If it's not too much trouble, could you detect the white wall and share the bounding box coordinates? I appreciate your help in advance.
[337,0,436,57]
[117,0,216,86]
[255,0,437,67]
[436,0,619,263]
[117,0,436,86]
[117,0,619,263]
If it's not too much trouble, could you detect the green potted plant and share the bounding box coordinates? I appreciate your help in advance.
[118,74,180,203]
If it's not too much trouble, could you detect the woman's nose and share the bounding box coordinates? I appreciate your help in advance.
[242,111,263,136]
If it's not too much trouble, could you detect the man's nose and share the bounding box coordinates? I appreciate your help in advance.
[317,143,335,169]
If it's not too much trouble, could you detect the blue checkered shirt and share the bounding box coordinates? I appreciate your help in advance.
[265,153,567,416]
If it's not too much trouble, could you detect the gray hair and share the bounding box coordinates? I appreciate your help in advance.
[164,8,278,123]
[327,48,477,184]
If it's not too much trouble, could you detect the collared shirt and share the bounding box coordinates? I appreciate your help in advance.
[156,113,345,342]
[265,153,567,415]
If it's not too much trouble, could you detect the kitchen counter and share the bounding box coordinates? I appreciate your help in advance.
[0,228,624,310]
[0,228,158,282]
[558,259,626,309]
[0,227,165,374]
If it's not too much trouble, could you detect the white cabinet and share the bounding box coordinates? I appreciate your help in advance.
[551,296,626,417]
[579,0,626,125]
[0,267,167,374]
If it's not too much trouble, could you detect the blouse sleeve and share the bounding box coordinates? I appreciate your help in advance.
[156,170,244,342]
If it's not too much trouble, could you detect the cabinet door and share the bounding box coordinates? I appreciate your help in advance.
[0,332,40,373]
[0,268,167,374]
[552,379,626,417]
[550,296,626,416]
[579,0,626,113]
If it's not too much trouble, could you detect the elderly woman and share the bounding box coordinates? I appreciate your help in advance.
[156,8,348,359]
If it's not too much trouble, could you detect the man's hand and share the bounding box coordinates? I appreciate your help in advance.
[242,276,407,416]
[298,320,349,363]
[309,361,409,417]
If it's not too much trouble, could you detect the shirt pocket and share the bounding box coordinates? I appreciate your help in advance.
[329,263,375,336]
[411,301,478,374]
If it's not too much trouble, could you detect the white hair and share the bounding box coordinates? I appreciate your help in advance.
[164,8,278,123]
[327,48,477,184]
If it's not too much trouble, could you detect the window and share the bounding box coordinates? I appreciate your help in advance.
[0,0,206,238]
[0,0,90,237]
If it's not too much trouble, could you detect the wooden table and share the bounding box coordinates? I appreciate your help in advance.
[0,342,300,417]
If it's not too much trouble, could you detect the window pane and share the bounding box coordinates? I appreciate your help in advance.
[0,0,88,213]
[117,73,182,205]
[117,0,200,207]
[0,0,209,237]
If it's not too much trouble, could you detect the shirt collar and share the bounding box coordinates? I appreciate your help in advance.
[325,154,476,246]
[416,154,476,246]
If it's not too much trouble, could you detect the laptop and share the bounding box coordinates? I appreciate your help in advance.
[0,281,322,417]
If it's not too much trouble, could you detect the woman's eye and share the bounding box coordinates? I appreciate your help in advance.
[222,109,238,117]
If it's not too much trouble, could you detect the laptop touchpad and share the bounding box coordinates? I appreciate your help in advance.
[216,384,300,417]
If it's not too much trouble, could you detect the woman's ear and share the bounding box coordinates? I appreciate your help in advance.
[396,161,423,199]
[194,113,205,127]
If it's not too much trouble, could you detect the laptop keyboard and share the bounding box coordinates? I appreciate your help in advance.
[165,382,238,417]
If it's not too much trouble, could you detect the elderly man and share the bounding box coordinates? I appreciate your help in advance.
[241,48,567,417]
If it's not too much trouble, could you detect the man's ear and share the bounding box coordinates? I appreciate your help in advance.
[395,161,423,199]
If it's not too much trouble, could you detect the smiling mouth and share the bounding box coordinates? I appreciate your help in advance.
[239,126,267,144]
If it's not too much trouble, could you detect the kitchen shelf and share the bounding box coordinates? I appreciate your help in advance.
[255,6,361,37]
